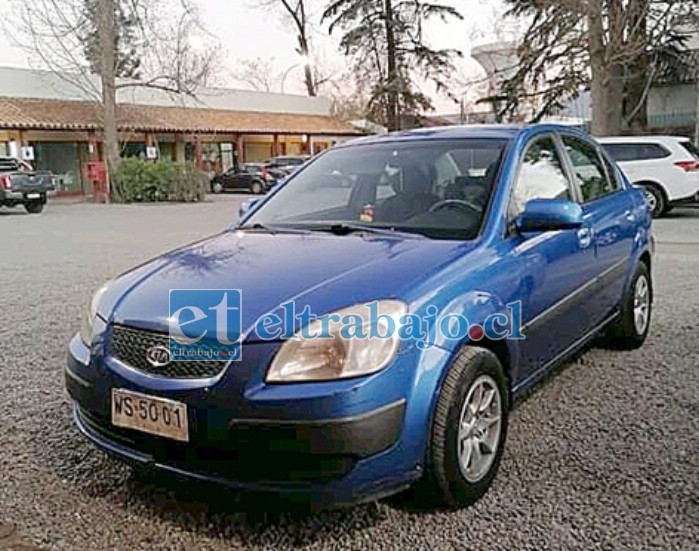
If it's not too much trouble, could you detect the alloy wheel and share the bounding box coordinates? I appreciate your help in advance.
[633,274,650,335]
[644,189,657,213]
[457,374,502,483]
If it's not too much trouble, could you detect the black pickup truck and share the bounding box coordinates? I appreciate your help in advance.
[0,157,55,214]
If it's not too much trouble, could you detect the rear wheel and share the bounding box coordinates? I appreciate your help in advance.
[250,180,263,194]
[24,201,44,214]
[606,262,652,349]
[420,347,509,507]
[641,184,666,218]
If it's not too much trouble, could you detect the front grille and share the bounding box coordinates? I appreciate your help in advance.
[109,324,228,379]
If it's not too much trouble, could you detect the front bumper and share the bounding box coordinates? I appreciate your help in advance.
[65,333,421,506]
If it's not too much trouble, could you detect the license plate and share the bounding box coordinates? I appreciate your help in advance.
[26,193,40,199]
[111,389,189,442]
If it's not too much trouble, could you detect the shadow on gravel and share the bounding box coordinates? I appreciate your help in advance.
[122,469,388,546]
[30,401,387,548]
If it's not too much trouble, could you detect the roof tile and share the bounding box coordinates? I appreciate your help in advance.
[0,97,361,135]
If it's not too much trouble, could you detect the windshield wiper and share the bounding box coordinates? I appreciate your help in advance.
[236,223,311,235]
[310,223,427,239]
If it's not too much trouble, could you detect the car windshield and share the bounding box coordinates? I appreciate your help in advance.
[243,138,509,240]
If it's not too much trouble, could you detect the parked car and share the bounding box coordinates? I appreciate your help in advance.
[209,164,271,194]
[598,135,699,217]
[265,155,310,176]
[0,157,54,214]
[240,162,286,186]
[67,124,652,510]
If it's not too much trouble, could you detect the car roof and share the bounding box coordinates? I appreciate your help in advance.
[335,123,597,148]
[596,135,690,144]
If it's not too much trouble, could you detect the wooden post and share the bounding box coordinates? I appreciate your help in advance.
[236,135,245,166]
[272,133,280,157]
[175,134,186,162]
[194,136,203,170]
[18,130,28,147]
[144,132,156,161]
[87,131,101,161]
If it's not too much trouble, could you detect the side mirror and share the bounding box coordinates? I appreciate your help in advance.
[515,198,583,233]
[238,197,262,219]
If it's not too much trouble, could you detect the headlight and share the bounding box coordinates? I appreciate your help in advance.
[266,300,407,382]
[79,284,110,346]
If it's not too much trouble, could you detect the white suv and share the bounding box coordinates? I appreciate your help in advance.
[598,136,699,217]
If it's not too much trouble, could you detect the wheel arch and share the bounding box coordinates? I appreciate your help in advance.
[635,179,669,203]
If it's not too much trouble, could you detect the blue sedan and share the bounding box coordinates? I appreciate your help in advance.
[66,124,653,509]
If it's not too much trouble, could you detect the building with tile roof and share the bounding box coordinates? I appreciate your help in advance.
[0,67,363,195]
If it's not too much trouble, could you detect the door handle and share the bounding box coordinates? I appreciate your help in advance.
[577,226,593,248]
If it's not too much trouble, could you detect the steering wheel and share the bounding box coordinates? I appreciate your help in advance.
[428,199,482,215]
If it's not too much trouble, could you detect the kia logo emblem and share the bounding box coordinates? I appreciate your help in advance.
[145,345,171,368]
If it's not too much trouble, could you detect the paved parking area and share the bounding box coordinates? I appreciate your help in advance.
[0,197,697,550]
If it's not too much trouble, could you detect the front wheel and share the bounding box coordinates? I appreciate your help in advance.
[211,181,223,194]
[605,262,652,349]
[24,201,44,214]
[421,347,509,507]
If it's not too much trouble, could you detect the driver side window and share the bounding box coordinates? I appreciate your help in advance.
[509,135,572,219]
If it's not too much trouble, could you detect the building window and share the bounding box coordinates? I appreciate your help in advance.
[32,142,87,193]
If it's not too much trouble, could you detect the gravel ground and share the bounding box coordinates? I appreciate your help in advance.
[1,198,697,551]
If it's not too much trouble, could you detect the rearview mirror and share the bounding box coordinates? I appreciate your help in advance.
[515,198,583,233]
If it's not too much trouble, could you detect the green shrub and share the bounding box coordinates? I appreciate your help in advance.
[114,159,207,203]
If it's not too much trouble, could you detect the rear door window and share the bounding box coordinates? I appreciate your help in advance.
[603,143,671,161]
[563,135,618,203]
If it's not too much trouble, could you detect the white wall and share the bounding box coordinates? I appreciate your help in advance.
[648,84,697,116]
[0,66,332,116]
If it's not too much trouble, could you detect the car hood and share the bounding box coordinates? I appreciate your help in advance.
[102,230,475,341]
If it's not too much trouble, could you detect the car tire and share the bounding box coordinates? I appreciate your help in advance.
[421,346,509,508]
[605,262,652,349]
[24,201,44,214]
[641,184,665,218]
[250,180,263,195]
[211,182,223,194]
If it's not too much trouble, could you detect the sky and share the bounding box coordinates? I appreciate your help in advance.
[0,0,511,114]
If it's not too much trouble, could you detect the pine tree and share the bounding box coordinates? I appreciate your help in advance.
[82,0,141,78]
[500,0,698,135]
[323,0,463,130]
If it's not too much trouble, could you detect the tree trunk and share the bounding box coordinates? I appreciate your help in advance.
[303,62,316,97]
[384,0,399,131]
[98,0,119,201]
[297,35,316,97]
[623,0,649,132]
[588,0,623,136]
